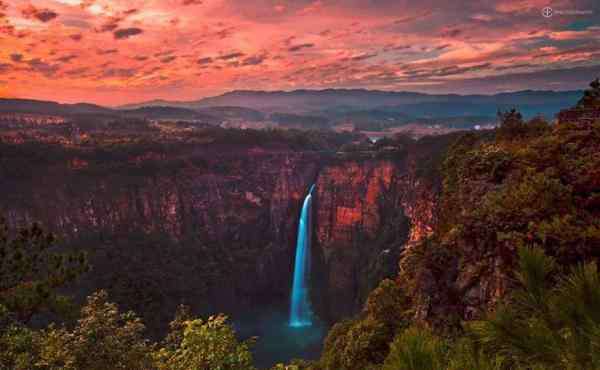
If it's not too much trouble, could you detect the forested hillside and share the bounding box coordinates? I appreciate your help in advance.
[312,78,600,370]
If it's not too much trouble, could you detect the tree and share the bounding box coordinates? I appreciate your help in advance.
[320,280,411,370]
[496,109,527,140]
[577,78,600,108]
[0,319,41,370]
[153,314,255,370]
[382,327,447,370]
[468,246,600,369]
[37,290,154,370]
[0,217,88,323]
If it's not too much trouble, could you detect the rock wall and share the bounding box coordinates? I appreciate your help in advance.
[313,155,437,319]
[2,149,322,333]
[1,143,441,330]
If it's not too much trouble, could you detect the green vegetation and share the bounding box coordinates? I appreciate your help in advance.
[154,314,255,370]
[0,127,358,180]
[1,80,599,370]
[0,218,88,323]
[577,78,600,109]
[0,290,255,370]
[0,218,255,370]
[319,280,411,370]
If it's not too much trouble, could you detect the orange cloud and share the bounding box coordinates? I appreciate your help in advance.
[21,4,58,22]
[0,0,597,105]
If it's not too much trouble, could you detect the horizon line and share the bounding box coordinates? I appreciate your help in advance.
[1,87,584,109]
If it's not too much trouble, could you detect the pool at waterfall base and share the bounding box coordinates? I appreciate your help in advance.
[233,306,327,369]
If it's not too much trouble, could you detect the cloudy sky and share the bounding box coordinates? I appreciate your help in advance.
[0,0,599,105]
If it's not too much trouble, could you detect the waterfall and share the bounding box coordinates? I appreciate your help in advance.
[289,184,315,327]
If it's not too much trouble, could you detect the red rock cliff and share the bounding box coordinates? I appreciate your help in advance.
[313,154,437,319]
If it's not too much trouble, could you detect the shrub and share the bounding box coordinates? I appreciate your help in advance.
[37,290,154,370]
[468,247,600,369]
[382,327,447,370]
[0,218,88,323]
[320,280,411,370]
[153,314,255,370]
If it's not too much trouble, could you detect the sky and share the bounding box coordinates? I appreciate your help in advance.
[0,0,599,106]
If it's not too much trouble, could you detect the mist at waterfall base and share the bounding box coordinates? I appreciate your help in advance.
[232,185,324,368]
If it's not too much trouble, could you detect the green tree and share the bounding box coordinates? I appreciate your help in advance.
[577,78,600,108]
[496,109,526,140]
[468,247,600,369]
[382,327,447,370]
[320,280,411,370]
[0,217,88,323]
[0,319,41,370]
[37,290,154,370]
[153,314,255,370]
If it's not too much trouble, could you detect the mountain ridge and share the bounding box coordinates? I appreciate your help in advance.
[117,89,583,118]
[1,88,584,126]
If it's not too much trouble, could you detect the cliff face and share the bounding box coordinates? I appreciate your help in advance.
[314,154,437,319]
[400,106,600,328]
[2,148,323,333]
[1,137,445,331]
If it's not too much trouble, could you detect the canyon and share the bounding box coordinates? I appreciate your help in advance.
[0,132,452,337]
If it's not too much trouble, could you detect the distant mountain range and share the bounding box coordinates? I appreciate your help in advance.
[119,89,582,117]
[0,88,584,129]
[0,98,114,116]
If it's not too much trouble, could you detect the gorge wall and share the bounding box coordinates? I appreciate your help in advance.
[313,153,437,320]
[0,137,447,333]
[2,147,321,333]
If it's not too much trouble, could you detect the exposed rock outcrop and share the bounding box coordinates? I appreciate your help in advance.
[314,152,438,319]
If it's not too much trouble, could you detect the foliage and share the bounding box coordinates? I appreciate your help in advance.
[363,279,410,331]
[376,246,600,370]
[438,94,600,269]
[270,359,320,370]
[444,338,506,370]
[2,81,600,370]
[1,290,257,370]
[153,313,255,370]
[577,78,600,109]
[0,218,88,323]
[495,109,550,141]
[468,247,600,370]
[0,290,153,370]
[37,290,154,370]
[0,322,40,370]
[381,327,447,370]
[319,279,411,370]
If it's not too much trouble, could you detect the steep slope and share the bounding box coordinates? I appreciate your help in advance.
[403,102,600,327]
[313,81,599,370]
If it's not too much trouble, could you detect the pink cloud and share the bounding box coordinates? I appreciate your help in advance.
[0,0,597,104]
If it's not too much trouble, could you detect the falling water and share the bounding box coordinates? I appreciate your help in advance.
[289,184,315,327]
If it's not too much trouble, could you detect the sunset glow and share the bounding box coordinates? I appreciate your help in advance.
[1,0,599,105]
